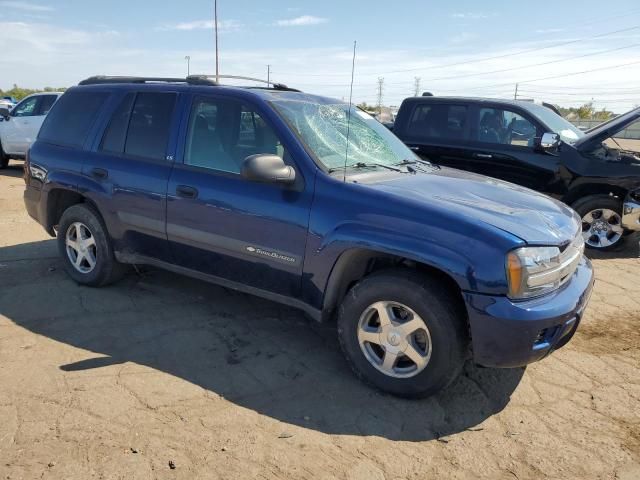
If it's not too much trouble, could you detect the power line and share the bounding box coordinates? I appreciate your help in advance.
[413,43,640,83]
[438,59,640,92]
[273,8,640,78]
[375,25,640,75]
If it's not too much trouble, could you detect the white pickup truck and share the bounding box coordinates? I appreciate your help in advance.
[0,92,62,168]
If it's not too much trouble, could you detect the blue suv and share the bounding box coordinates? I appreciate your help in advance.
[23,76,594,398]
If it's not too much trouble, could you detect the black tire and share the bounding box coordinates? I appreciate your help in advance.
[337,269,467,398]
[0,141,8,169]
[57,203,126,286]
[571,195,626,251]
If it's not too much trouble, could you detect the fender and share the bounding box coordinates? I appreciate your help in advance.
[302,219,516,314]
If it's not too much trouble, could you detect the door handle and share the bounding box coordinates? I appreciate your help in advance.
[409,146,420,151]
[90,167,108,180]
[473,153,493,159]
[176,185,198,199]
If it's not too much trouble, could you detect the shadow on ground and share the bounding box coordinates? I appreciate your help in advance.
[0,161,24,178]
[0,240,525,441]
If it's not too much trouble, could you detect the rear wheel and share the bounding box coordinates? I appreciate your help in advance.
[572,195,626,251]
[337,269,467,398]
[57,203,126,286]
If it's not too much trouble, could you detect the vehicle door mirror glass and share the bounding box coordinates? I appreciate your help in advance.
[538,132,560,152]
[0,106,10,119]
[241,154,296,185]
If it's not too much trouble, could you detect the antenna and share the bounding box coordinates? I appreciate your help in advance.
[343,40,357,183]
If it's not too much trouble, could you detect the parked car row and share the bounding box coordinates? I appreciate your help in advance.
[0,92,62,168]
[389,96,640,251]
[22,76,594,398]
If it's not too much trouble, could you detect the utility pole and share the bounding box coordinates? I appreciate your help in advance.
[414,77,421,97]
[267,65,271,86]
[214,0,219,83]
[376,77,384,112]
[514,83,519,100]
[184,56,191,76]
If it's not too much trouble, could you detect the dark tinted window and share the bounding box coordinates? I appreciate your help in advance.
[124,93,176,160]
[477,108,537,147]
[39,91,109,147]
[36,95,58,116]
[100,93,135,154]
[407,103,468,141]
[184,98,284,174]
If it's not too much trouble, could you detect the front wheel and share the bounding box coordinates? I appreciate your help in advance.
[337,270,467,398]
[572,195,626,251]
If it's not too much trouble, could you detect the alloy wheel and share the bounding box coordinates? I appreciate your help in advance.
[581,208,623,249]
[65,222,97,273]
[357,301,432,378]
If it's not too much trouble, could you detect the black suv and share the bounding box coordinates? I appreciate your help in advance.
[391,97,640,250]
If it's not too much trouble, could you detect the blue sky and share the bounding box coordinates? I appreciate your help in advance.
[1,0,640,110]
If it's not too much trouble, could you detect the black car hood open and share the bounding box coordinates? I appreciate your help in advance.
[574,107,640,151]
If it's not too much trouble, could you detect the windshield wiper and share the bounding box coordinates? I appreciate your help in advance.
[329,162,403,173]
[394,158,433,167]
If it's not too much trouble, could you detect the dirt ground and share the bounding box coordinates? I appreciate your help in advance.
[1,160,639,480]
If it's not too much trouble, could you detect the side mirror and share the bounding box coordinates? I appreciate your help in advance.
[537,132,560,153]
[241,154,296,185]
[0,107,11,119]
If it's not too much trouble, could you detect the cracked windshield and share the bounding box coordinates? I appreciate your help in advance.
[272,100,417,171]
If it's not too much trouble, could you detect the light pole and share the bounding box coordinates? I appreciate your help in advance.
[214,0,219,83]
[185,56,191,77]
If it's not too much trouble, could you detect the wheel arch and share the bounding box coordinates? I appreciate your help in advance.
[321,247,467,323]
[563,182,629,206]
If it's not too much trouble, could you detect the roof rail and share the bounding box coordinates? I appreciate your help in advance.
[78,76,218,86]
[205,75,301,92]
[78,74,300,91]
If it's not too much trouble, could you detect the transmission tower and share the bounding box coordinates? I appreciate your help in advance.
[414,77,421,97]
[376,77,384,111]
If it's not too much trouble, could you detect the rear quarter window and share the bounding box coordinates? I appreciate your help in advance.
[38,91,109,148]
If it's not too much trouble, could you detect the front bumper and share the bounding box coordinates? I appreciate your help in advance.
[464,256,594,368]
[622,194,640,231]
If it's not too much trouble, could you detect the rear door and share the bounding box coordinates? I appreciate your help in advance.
[82,90,179,262]
[166,94,312,298]
[467,104,560,193]
[400,102,473,170]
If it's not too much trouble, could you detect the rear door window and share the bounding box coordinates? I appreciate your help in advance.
[99,93,136,154]
[124,92,176,160]
[407,103,468,141]
[38,91,109,147]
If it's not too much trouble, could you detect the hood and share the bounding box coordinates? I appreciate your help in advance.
[574,107,640,151]
[365,168,580,245]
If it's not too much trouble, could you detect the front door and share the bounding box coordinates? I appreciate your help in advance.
[2,95,43,154]
[467,105,560,193]
[166,95,312,298]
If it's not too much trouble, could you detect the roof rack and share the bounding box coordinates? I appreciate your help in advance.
[214,75,301,92]
[78,74,300,91]
[78,75,217,86]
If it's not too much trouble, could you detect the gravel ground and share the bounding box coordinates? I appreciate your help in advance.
[0,160,639,480]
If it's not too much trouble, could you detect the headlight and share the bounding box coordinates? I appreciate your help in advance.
[506,246,563,299]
